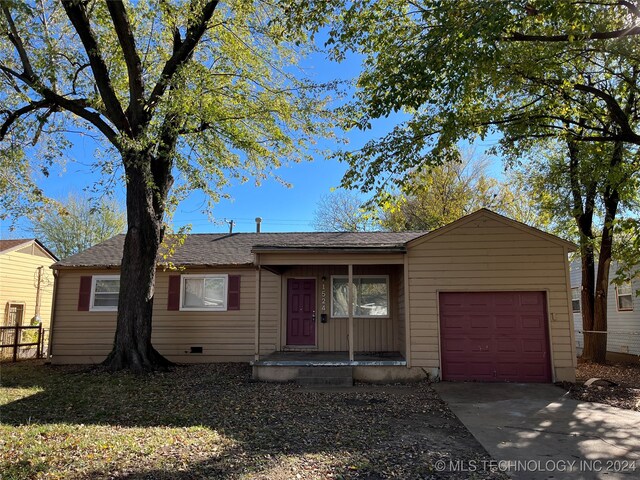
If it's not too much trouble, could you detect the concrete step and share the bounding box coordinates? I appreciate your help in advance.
[297,366,354,387]
[297,366,353,378]
[297,376,354,387]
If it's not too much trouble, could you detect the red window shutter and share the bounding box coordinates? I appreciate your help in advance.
[78,276,92,311]
[228,275,241,310]
[167,275,181,311]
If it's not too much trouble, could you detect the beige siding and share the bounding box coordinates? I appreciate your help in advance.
[407,214,576,382]
[52,263,404,364]
[51,267,279,364]
[271,265,401,352]
[0,248,55,332]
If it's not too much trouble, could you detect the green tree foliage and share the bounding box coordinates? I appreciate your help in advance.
[312,190,377,232]
[0,0,336,371]
[378,155,538,231]
[284,0,640,363]
[32,194,126,259]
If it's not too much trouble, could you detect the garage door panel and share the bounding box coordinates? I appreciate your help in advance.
[520,294,544,306]
[522,339,546,353]
[522,314,545,329]
[470,315,492,328]
[441,314,466,329]
[495,315,516,329]
[495,295,516,307]
[442,338,466,353]
[468,362,495,377]
[496,339,517,353]
[440,291,551,383]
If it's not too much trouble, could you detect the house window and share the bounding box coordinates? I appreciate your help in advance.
[571,287,581,313]
[331,275,389,318]
[90,275,120,311]
[180,274,228,311]
[616,282,634,311]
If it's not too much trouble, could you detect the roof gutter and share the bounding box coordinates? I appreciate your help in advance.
[250,246,408,254]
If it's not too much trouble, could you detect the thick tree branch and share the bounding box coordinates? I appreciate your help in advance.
[106,0,146,132]
[618,0,640,17]
[0,63,120,147]
[1,3,36,81]
[61,0,130,135]
[147,0,220,112]
[0,100,51,139]
[507,25,640,42]
[573,1,640,17]
[573,83,640,142]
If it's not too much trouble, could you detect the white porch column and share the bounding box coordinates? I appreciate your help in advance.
[348,263,354,361]
[254,260,262,362]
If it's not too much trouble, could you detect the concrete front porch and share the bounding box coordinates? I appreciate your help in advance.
[251,351,426,384]
[251,351,407,366]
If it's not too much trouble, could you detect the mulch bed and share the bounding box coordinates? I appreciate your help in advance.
[563,359,640,411]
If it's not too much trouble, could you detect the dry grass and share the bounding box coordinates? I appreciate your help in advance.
[0,361,503,479]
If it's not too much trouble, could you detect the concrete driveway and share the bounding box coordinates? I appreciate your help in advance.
[434,383,640,480]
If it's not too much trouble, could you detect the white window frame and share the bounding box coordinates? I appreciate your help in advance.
[90,275,120,312]
[330,275,390,319]
[180,274,228,311]
[616,281,634,312]
[571,287,581,313]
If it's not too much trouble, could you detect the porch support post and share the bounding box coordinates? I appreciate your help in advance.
[254,257,262,362]
[404,254,411,368]
[348,263,354,362]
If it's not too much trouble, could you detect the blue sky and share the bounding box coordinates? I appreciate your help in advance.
[1,35,504,239]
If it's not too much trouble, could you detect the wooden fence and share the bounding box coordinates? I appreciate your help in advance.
[0,325,45,362]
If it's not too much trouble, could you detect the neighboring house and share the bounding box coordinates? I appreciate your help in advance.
[50,209,577,383]
[570,262,640,357]
[0,239,58,351]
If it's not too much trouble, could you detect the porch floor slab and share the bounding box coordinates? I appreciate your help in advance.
[251,351,406,366]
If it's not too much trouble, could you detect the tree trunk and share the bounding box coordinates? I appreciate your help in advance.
[579,242,597,359]
[582,140,622,364]
[566,138,599,362]
[102,151,173,372]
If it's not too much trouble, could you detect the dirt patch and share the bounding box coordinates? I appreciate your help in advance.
[564,360,640,411]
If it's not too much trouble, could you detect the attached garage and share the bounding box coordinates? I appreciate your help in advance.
[439,291,551,382]
[406,209,577,383]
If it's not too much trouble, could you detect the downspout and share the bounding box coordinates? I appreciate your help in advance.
[34,266,43,321]
[47,268,59,359]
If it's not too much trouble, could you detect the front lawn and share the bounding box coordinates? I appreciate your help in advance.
[0,361,501,479]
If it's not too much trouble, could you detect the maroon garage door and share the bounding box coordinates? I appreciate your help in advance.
[439,292,551,383]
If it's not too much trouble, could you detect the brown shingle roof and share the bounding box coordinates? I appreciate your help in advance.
[0,239,32,252]
[53,231,426,268]
[0,238,58,260]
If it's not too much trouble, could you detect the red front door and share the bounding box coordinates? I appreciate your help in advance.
[287,278,316,346]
